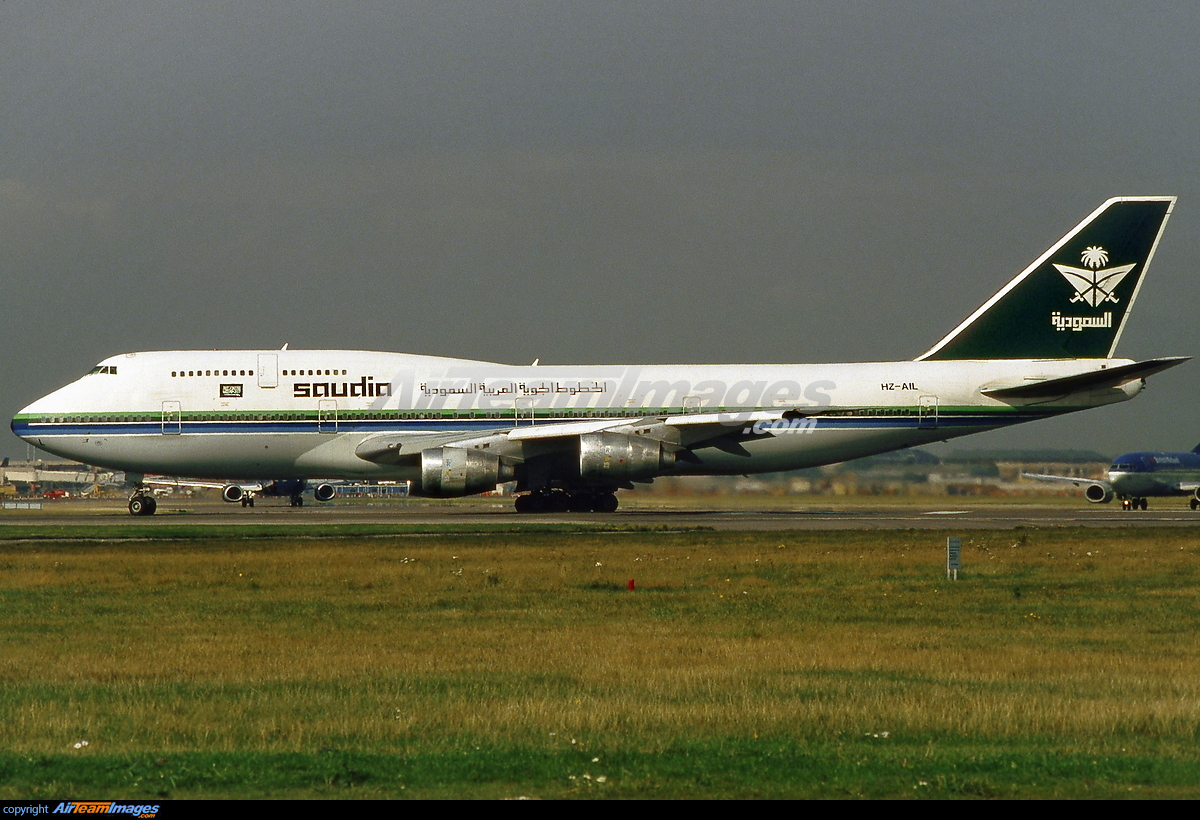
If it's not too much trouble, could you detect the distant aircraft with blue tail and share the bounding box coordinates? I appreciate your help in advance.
[1024,444,1200,510]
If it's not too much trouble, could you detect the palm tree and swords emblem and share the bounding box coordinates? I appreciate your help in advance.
[1053,246,1136,307]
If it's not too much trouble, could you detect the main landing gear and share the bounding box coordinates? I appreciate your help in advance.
[128,491,157,516]
[1121,497,1149,511]
[514,489,619,513]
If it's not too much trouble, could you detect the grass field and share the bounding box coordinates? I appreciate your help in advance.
[2,522,1199,798]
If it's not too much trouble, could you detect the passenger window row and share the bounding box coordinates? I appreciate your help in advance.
[168,369,349,377]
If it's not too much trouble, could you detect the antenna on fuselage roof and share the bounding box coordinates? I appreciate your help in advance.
[532,358,539,366]
[281,343,289,350]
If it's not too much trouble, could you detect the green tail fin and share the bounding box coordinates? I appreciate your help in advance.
[918,196,1175,360]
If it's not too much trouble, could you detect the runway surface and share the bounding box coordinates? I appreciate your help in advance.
[4,498,1200,530]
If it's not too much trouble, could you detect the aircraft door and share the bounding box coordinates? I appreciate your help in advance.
[919,395,938,429]
[515,398,535,426]
[162,401,182,435]
[257,354,278,388]
[318,400,338,433]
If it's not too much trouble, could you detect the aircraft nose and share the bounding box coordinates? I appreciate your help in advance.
[11,390,57,444]
[11,405,37,443]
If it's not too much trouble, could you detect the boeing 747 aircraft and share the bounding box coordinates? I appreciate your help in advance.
[10,197,1189,515]
[1025,443,1200,510]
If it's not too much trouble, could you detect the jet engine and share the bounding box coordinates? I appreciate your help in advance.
[578,432,675,483]
[222,484,245,503]
[419,447,515,497]
[1085,484,1114,504]
[313,483,336,502]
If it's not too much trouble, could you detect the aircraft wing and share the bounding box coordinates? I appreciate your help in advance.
[1022,472,1109,489]
[144,476,265,492]
[354,411,790,465]
[508,411,784,444]
[983,357,1190,400]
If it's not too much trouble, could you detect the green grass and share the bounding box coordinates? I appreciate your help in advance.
[0,521,688,542]
[2,526,1199,798]
[6,740,1200,799]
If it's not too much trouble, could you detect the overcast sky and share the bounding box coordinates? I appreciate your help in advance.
[3,1,1197,460]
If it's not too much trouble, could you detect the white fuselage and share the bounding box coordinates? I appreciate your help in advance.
[12,349,1141,482]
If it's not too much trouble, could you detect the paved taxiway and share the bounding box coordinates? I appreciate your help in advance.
[4,499,1199,529]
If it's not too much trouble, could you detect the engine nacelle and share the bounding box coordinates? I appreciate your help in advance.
[221,484,245,503]
[313,483,336,502]
[579,432,675,483]
[1194,487,1200,503]
[419,447,515,497]
[1085,484,1114,504]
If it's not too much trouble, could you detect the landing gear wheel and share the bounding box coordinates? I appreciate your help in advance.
[567,494,594,513]
[1191,498,1199,511]
[128,496,157,516]
[1121,498,1132,511]
[1139,498,1149,510]
[514,491,572,513]
[241,497,255,508]
[595,492,619,513]
[290,495,304,507]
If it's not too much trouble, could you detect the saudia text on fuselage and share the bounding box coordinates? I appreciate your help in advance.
[1050,311,1112,332]
[294,375,393,398]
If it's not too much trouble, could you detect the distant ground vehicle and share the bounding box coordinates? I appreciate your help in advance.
[42,489,70,499]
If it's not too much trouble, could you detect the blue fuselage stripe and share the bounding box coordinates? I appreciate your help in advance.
[12,413,1055,438]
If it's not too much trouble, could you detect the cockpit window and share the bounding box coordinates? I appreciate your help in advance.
[1111,462,1133,471]
[88,366,117,375]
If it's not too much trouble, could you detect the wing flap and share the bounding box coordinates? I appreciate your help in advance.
[354,429,512,463]
[505,417,653,441]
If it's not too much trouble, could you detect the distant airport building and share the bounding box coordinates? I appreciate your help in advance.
[1,459,120,495]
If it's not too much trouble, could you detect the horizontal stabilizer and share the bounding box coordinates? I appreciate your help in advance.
[982,357,1190,400]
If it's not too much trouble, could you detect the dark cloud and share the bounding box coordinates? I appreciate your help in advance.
[3,2,1198,457]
